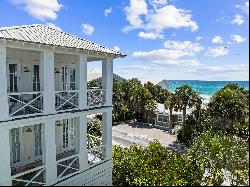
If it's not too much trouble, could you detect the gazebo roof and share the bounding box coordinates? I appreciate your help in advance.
[0,24,126,58]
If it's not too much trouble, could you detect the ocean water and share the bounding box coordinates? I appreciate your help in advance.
[166,80,249,103]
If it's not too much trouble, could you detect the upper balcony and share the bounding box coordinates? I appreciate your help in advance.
[0,47,113,121]
[0,24,126,122]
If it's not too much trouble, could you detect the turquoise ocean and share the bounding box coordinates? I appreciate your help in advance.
[166,80,249,103]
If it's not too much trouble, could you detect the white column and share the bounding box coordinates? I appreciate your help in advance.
[78,114,88,172]
[0,127,12,186]
[102,108,113,160]
[41,50,55,114]
[102,58,113,106]
[0,46,9,121]
[77,55,88,109]
[43,119,57,185]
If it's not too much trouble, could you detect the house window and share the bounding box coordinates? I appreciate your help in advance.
[8,63,19,93]
[11,128,20,164]
[61,65,76,91]
[178,115,183,122]
[33,65,40,92]
[62,118,76,151]
[157,115,163,122]
[163,117,169,123]
[34,124,42,158]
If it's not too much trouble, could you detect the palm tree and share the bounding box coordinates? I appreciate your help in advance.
[121,104,129,122]
[164,92,176,128]
[145,99,157,123]
[174,85,201,127]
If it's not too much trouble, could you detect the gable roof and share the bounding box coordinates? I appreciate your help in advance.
[157,79,168,89]
[0,24,126,58]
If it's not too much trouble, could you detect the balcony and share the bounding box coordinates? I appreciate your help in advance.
[87,89,107,108]
[0,48,112,122]
[8,92,44,118]
[55,90,79,112]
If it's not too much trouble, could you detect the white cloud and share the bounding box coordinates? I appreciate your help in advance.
[114,46,120,51]
[104,7,112,16]
[138,31,164,40]
[205,46,229,57]
[118,64,162,71]
[133,50,200,65]
[123,0,148,32]
[149,0,168,8]
[81,24,95,35]
[164,40,204,54]
[230,34,246,44]
[212,36,223,44]
[133,40,203,66]
[10,0,62,21]
[46,22,61,31]
[235,1,249,15]
[196,64,249,74]
[123,1,198,35]
[195,36,203,41]
[231,14,245,25]
[147,5,198,32]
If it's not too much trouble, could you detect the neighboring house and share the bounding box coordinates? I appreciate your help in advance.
[0,24,125,186]
[154,103,184,130]
[157,79,168,90]
[95,73,125,85]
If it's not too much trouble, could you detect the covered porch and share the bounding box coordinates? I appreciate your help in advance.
[1,47,112,121]
[4,110,111,186]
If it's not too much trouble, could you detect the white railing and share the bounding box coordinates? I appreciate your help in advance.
[87,89,106,108]
[55,90,79,111]
[88,145,106,166]
[57,154,80,181]
[11,165,46,186]
[8,92,44,117]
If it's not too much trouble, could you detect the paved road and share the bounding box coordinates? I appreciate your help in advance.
[112,129,187,154]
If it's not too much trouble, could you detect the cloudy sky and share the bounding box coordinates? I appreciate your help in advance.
[0,0,249,83]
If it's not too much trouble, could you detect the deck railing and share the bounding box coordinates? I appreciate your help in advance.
[88,145,106,166]
[8,92,44,118]
[55,90,79,111]
[11,165,46,186]
[57,154,80,182]
[87,89,106,108]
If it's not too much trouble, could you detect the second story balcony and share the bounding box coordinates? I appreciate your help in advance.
[0,47,113,121]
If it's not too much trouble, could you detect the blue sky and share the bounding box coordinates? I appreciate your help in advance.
[0,0,249,83]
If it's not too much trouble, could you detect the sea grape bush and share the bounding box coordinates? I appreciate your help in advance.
[112,140,203,186]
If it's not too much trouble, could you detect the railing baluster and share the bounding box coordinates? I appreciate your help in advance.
[87,89,107,107]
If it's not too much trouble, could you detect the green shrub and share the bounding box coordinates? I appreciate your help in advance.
[112,140,203,186]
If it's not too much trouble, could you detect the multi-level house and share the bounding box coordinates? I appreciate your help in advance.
[0,24,125,186]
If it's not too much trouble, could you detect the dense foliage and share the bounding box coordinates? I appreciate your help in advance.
[113,79,169,122]
[112,141,203,186]
[111,82,249,186]
[113,131,249,186]
[208,83,249,134]
[177,83,249,146]
[189,130,249,186]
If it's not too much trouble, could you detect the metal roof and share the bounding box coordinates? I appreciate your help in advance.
[0,24,126,57]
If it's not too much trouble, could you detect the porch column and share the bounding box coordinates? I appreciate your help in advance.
[102,108,113,160]
[0,46,9,121]
[41,50,55,114]
[0,127,12,186]
[78,114,88,172]
[102,58,113,106]
[43,119,57,185]
[77,55,88,109]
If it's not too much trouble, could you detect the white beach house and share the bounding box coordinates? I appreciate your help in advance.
[0,24,125,186]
